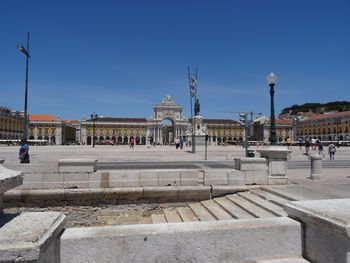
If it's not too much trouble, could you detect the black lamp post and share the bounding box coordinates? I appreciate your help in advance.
[17,32,30,140]
[267,72,277,146]
[91,113,97,147]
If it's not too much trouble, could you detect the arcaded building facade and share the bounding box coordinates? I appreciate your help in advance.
[80,95,244,145]
[0,106,24,140]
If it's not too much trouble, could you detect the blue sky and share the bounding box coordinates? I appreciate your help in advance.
[1,0,350,121]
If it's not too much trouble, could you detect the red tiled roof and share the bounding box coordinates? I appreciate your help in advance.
[266,119,294,125]
[29,114,61,121]
[64,120,80,124]
[301,111,350,122]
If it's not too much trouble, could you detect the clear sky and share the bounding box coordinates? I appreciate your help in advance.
[1,0,350,121]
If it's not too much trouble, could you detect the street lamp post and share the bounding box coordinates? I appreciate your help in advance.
[267,72,277,146]
[17,32,30,140]
[91,113,97,147]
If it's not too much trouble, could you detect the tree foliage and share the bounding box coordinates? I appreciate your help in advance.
[280,101,350,115]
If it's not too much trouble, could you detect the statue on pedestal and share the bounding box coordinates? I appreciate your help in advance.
[194,99,200,116]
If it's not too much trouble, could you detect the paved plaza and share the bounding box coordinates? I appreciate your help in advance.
[2,144,350,164]
[1,144,350,184]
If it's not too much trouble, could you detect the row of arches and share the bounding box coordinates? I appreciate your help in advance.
[0,133,21,140]
[300,135,349,141]
[86,136,147,145]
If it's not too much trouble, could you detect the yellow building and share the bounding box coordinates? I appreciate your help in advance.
[0,106,24,140]
[296,111,350,142]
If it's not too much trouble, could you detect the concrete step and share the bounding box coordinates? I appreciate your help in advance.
[177,207,199,222]
[257,257,310,263]
[250,189,290,207]
[164,209,182,223]
[200,200,233,220]
[151,214,166,224]
[188,203,216,221]
[139,216,152,224]
[238,192,287,217]
[261,185,340,201]
[225,194,275,218]
[213,197,254,219]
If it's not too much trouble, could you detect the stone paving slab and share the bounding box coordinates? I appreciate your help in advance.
[2,145,350,164]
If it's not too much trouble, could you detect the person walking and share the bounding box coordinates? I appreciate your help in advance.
[305,139,310,155]
[180,137,184,149]
[318,142,325,157]
[19,139,30,163]
[328,143,336,160]
[286,137,292,150]
[298,137,303,150]
[175,138,180,149]
[130,137,135,149]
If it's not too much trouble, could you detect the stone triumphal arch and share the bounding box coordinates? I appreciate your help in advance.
[148,95,188,144]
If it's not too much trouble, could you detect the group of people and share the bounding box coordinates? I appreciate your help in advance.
[298,137,337,160]
[174,137,184,149]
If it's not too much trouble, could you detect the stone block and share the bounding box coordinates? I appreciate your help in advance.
[109,171,140,187]
[228,170,245,185]
[203,170,228,185]
[42,182,64,189]
[157,171,180,186]
[42,173,63,182]
[64,181,89,189]
[4,164,59,174]
[104,188,143,200]
[139,171,158,187]
[61,217,302,263]
[235,158,268,171]
[63,173,89,182]
[198,170,205,185]
[177,186,211,201]
[58,159,97,173]
[268,176,288,185]
[64,188,104,201]
[104,187,143,200]
[16,182,44,190]
[143,187,178,201]
[23,173,44,183]
[0,212,66,263]
[180,170,199,186]
[211,186,248,197]
[89,172,102,188]
[244,170,268,185]
[257,147,291,159]
[285,198,350,263]
[269,160,287,176]
[0,165,23,196]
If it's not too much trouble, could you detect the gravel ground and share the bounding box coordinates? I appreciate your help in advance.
[3,201,190,228]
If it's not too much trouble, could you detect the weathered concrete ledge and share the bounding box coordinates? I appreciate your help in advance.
[0,164,23,211]
[285,198,350,263]
[0,212,66,263]
[61,217,303,263]
[234,158,268,185]
[3,185,249,205]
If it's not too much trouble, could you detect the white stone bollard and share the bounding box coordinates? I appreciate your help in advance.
[256,147,291,185]
[308,154,322,180]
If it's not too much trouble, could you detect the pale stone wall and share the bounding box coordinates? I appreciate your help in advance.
[61,217,303,263]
